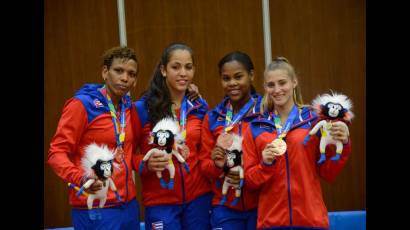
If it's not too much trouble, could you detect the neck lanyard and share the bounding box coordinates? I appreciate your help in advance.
[172,96,188,141]
[224,97,255,133]
[269,105,299,139]
[101,86,126,147]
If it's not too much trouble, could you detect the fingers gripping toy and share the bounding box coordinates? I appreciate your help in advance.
[139,117,190,189]
[219,134,244,206]
[74,143,121,220]
[303,92,354,164]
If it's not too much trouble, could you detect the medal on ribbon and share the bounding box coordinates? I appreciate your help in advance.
[270,105,299,156]
[172,97,190,159]
[271,138,287,156]
[114,146,125,162]
[104,87,126,164]
[217,132,234,149]
[218,97,255,149]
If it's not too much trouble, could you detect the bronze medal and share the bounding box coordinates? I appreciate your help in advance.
[217,133,234,149]
[179,144,190,159]
[114,146,124,162]
[271,138,287,156]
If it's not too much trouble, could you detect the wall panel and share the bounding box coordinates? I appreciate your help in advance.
[269,0,366,211]
[44,0,119,227]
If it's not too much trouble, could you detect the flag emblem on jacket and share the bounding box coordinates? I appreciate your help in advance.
[93,99,104,108]
[152,221,163,230]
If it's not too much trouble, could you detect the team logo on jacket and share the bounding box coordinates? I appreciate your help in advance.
[217,116,224,121]
[93,99,104,108]
[152,221,163,230]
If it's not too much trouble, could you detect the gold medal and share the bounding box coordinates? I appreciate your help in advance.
[178,144,190,159]
[217,133,234,149]
[271,138,287,156]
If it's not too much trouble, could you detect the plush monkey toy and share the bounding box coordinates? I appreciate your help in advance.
[304,92,354,164]
[139,117,189,189]
[75,143,121,220]
[219,134,244,206]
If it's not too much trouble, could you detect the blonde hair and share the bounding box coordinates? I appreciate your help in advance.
[260,57,304,114]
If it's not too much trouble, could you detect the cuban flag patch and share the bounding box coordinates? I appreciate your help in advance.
[151,221,163,230]
[93,99,104,108]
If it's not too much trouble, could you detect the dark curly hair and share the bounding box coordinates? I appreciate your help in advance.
[102,46,138,73]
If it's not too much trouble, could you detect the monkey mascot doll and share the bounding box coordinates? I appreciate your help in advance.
[303,92,354,164]
[74,143,121,220]
[139,117,190,189]
[218,133,244,206]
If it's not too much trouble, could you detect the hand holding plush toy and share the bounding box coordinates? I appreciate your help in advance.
[139,117,190,189]
[73,143,121,220]
[303,92,354,164]
[218,133,244,206]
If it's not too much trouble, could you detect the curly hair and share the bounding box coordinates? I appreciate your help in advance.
[102,46,138,71]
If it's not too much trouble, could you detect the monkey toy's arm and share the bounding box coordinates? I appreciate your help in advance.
[309,120,326,135]
[76,179,95,197]
[303,120,326,145]
[108,177,122,201]
[172,150,190,173]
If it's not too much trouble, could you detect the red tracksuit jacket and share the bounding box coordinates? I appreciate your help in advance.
[47,84,141,208]
[132,97,212,207]
[199,94,262,211]
[243,106,351,229]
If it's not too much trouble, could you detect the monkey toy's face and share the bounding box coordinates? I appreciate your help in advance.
[154,130,174,147]
[325,102,343,118]
[226,150,241,168]
[92,160,113,179]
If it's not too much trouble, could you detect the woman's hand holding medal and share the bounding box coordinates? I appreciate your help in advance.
[262,138,286,164]
[271,138,287,156]
[176,139,190,160]
[114,146,125,163]
[213,133,234,168]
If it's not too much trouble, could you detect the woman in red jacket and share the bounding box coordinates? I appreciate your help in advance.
[243,57,351,230]
[133,43,212,230]
[199,51,262,230]
[47,46,142,229]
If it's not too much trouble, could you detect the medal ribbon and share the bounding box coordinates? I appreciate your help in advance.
[269,105,299,139]
[224,97,255,133]
[172,96,188,141]
[102,87,126,147]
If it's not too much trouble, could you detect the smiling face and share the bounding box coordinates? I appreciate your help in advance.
[220,60,254,107]
[161,49,194,95]
[264,69,297,109]
[102,58,138,103]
